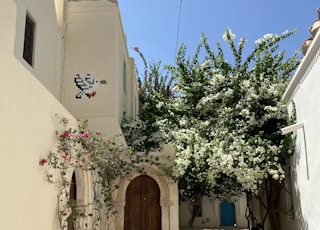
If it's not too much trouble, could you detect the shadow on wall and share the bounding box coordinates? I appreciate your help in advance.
[291,143,308,230]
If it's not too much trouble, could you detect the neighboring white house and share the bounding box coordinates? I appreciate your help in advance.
[280,12,320,230]
[179,197,248,229]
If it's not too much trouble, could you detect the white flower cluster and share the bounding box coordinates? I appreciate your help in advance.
[255,33,279,44]
[128,29,298,201]
[164,29,298,199]
[223,29,236,42]
[121,115,164,153]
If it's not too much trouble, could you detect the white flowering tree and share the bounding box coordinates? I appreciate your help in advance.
[121,47,175,153]
[164,29,299,229]
[122,29,299,229]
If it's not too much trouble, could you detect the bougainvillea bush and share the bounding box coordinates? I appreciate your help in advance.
[163,29,299,228]
[165,29,298,199]
[121,29,298,229]
[40,115,142,230]
[121,46,175,153]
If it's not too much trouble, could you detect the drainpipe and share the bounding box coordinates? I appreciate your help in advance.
[281,122,309,180]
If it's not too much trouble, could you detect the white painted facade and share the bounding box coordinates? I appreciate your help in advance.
[1,0,178,229]
[1,1,75,228]
[179,197,248,229]
[61,1,139,139]
[281,23,320,230]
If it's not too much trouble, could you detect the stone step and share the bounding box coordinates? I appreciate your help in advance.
[180,228,248,230]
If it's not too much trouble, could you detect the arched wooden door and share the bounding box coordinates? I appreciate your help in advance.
[124,175,161,230]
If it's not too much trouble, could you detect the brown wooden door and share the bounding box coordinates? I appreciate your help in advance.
[124,175,161,230]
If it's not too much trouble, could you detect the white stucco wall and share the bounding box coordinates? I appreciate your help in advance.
[179,197,247,229]
[0,2,76,229]
[0,1,140,229]
[61,1,137,140]
[10,0,64,99]
[282,31,320,230]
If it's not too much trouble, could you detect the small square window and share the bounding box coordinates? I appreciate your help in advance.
[23,13,36,66]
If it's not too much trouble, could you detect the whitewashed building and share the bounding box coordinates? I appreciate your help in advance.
[1,0,179,229]
[280,11,320,230]
[5,0,313,229]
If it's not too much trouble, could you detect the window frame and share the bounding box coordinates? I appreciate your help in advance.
[23,12,36,67]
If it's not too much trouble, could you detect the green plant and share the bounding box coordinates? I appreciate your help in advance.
[163,29,299,228]
[39,115,142,229]
[121,29,299,229]
[121,47,175,154]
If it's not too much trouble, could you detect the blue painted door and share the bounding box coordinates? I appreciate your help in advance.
[220,201,235,226]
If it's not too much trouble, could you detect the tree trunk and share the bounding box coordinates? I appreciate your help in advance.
[268,180,282,230]
[256,179,283,230]
[188,198,202,227]
[245,192,254,230]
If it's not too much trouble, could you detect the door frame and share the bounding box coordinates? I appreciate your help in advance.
[114,167,173,230]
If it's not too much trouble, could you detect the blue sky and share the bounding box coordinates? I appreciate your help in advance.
[119,1,319,74]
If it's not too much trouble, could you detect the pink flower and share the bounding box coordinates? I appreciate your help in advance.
[84,131,90,138]
[87,154,92,159]
[64,131,72,138]
[60,131,72,138]
[62,153,70,160]
[95,130,100,135]
[133,46,139,52]
[39,159,47,166]
[79,131,90,138]
[106,138,111,142]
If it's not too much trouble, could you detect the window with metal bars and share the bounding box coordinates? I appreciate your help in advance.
[23,13,36,66]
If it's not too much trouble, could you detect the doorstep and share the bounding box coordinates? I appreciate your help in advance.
[180,227,248,230]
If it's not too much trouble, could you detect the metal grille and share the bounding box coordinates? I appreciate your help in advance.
[23,14,35,66]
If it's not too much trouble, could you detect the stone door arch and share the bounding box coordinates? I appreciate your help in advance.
[113,165,178,230]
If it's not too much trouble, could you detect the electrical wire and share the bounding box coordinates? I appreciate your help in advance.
[175,0,183,62]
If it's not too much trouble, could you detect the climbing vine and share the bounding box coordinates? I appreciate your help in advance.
[39,115,143,230]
